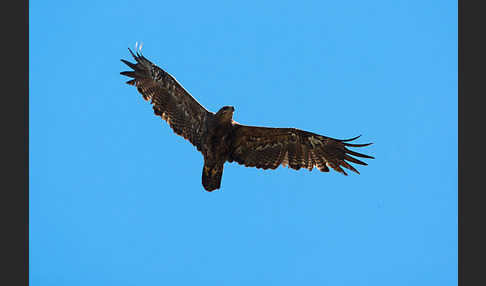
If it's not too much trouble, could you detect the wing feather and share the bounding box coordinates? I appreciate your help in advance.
[229,124,374,175]
[120,49,213,151]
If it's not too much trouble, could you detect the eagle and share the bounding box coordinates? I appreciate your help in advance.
[121,49,374,192]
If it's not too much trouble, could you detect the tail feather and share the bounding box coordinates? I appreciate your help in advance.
[202,163,224,192]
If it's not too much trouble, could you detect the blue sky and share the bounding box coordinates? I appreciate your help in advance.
[30,0,457,285]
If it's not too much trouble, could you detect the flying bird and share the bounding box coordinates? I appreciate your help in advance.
[121,49,374,192]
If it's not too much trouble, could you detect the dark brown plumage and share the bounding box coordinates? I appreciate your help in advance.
[121,49,374,192]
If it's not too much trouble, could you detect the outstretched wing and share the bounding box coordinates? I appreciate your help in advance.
[121,49,213,152]
[229,124,374,175]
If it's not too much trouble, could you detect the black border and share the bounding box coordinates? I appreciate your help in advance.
[459,0,483,285]
[3,0,28,285]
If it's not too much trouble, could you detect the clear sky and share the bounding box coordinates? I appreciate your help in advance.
[30,0,457,285]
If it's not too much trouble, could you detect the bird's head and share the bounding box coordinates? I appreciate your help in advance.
[216,106,235,123]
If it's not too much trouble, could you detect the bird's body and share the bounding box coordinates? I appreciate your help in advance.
[200,108,235,191]
[121,49,374,192]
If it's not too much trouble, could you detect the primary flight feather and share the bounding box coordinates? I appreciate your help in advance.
[121,48,374,192]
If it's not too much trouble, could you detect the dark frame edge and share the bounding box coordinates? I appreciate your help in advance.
[2,0,30,285]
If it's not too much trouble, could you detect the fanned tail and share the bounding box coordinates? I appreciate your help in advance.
[202,162,224,192]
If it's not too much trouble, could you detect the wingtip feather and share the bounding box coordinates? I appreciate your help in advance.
[345,148,375,159]
[340,160,360,174]
[344,142,373,147]
[121,59,138,70]
[340,135,362,142]
[128,47,137,59]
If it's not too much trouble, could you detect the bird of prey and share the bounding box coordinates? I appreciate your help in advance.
[121,49,374,192]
